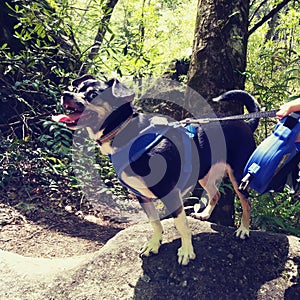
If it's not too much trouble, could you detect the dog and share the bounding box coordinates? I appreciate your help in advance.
[52,74,260,265]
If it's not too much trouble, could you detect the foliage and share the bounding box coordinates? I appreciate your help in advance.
[243,2,300,237]
[67,0,197,81]
[0,135,92,219]
[39,120,73,157]
[0,0,299,236]
[250,191,300,237]
[109,0,197,81]
[0,0,80,138]
[0,135,71,189]
[246,1,300,142]
[0,127,129,217]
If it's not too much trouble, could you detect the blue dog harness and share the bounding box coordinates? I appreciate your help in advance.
[109,123,197,199]
[240,112,300,194]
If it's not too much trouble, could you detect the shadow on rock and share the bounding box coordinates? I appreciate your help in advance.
[135,224,291,299]
[284,256,300,299]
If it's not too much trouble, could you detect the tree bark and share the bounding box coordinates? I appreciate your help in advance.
[187,0,250,115]
[186,0,250,227]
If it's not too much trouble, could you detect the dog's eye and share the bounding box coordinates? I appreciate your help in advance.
[86,91,99,101]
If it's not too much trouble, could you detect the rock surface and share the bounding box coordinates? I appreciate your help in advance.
[1,218,299,299]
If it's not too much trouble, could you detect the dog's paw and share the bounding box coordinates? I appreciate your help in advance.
[177,245,196,266]
[191,205,213,221]
[235,225,250,240]
[140,238,162,257]
[190,211,209,221]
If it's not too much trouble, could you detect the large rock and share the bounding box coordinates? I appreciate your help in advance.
[0,218,299,299]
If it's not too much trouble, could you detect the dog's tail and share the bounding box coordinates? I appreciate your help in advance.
[213,90,261,132]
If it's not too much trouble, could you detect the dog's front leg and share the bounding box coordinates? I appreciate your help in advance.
[163,190,196,265]
[138,197,163,256]
[173,209,196,265]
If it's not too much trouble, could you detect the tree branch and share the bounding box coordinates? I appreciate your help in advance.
[249,0,268,24]
[79,0,119,74]
[248,0,293,36]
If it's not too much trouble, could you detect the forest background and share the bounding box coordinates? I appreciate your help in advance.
[0,0,299,237]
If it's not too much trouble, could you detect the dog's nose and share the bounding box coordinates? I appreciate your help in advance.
[61,91,85,110]
[61,92,72,108]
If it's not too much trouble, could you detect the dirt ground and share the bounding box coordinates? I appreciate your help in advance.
[0,182,140,258]
[0,203,125,258]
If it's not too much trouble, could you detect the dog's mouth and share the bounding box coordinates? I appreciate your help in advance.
[52,111,83,124]
[52,103,97,129]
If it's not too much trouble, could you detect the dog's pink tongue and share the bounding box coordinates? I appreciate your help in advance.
[51,112,82,123]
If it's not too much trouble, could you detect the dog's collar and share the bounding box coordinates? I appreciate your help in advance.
[97,114,133,145]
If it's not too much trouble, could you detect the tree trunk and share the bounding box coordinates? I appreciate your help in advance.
[187,0,250,115]
[186,0,250,227]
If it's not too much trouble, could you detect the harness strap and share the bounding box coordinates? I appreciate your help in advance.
[110,123,197,200]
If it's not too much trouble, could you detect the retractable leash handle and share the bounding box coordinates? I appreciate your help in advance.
[239,112,300,194]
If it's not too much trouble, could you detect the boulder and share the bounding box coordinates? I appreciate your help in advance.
[0,218,299,299]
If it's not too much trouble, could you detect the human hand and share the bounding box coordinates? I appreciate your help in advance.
[276,98,300,119]
[276,98,300,142]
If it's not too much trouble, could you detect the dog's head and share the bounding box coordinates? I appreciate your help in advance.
[52,74,135,131]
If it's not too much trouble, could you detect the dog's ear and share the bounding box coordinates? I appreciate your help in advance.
[107,79,135,102]
[72,74,96,87]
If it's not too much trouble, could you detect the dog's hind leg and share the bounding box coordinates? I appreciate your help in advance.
[234,191,251,239]
[193,179,220,220]
[191,163,226,221]
[227,169,251,239]
[192,163,251,239]
[138,197,164,256]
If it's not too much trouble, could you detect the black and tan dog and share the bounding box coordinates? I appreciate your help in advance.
[52,75,260,265]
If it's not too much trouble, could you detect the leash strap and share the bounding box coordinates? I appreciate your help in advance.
[179,109,279,125]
